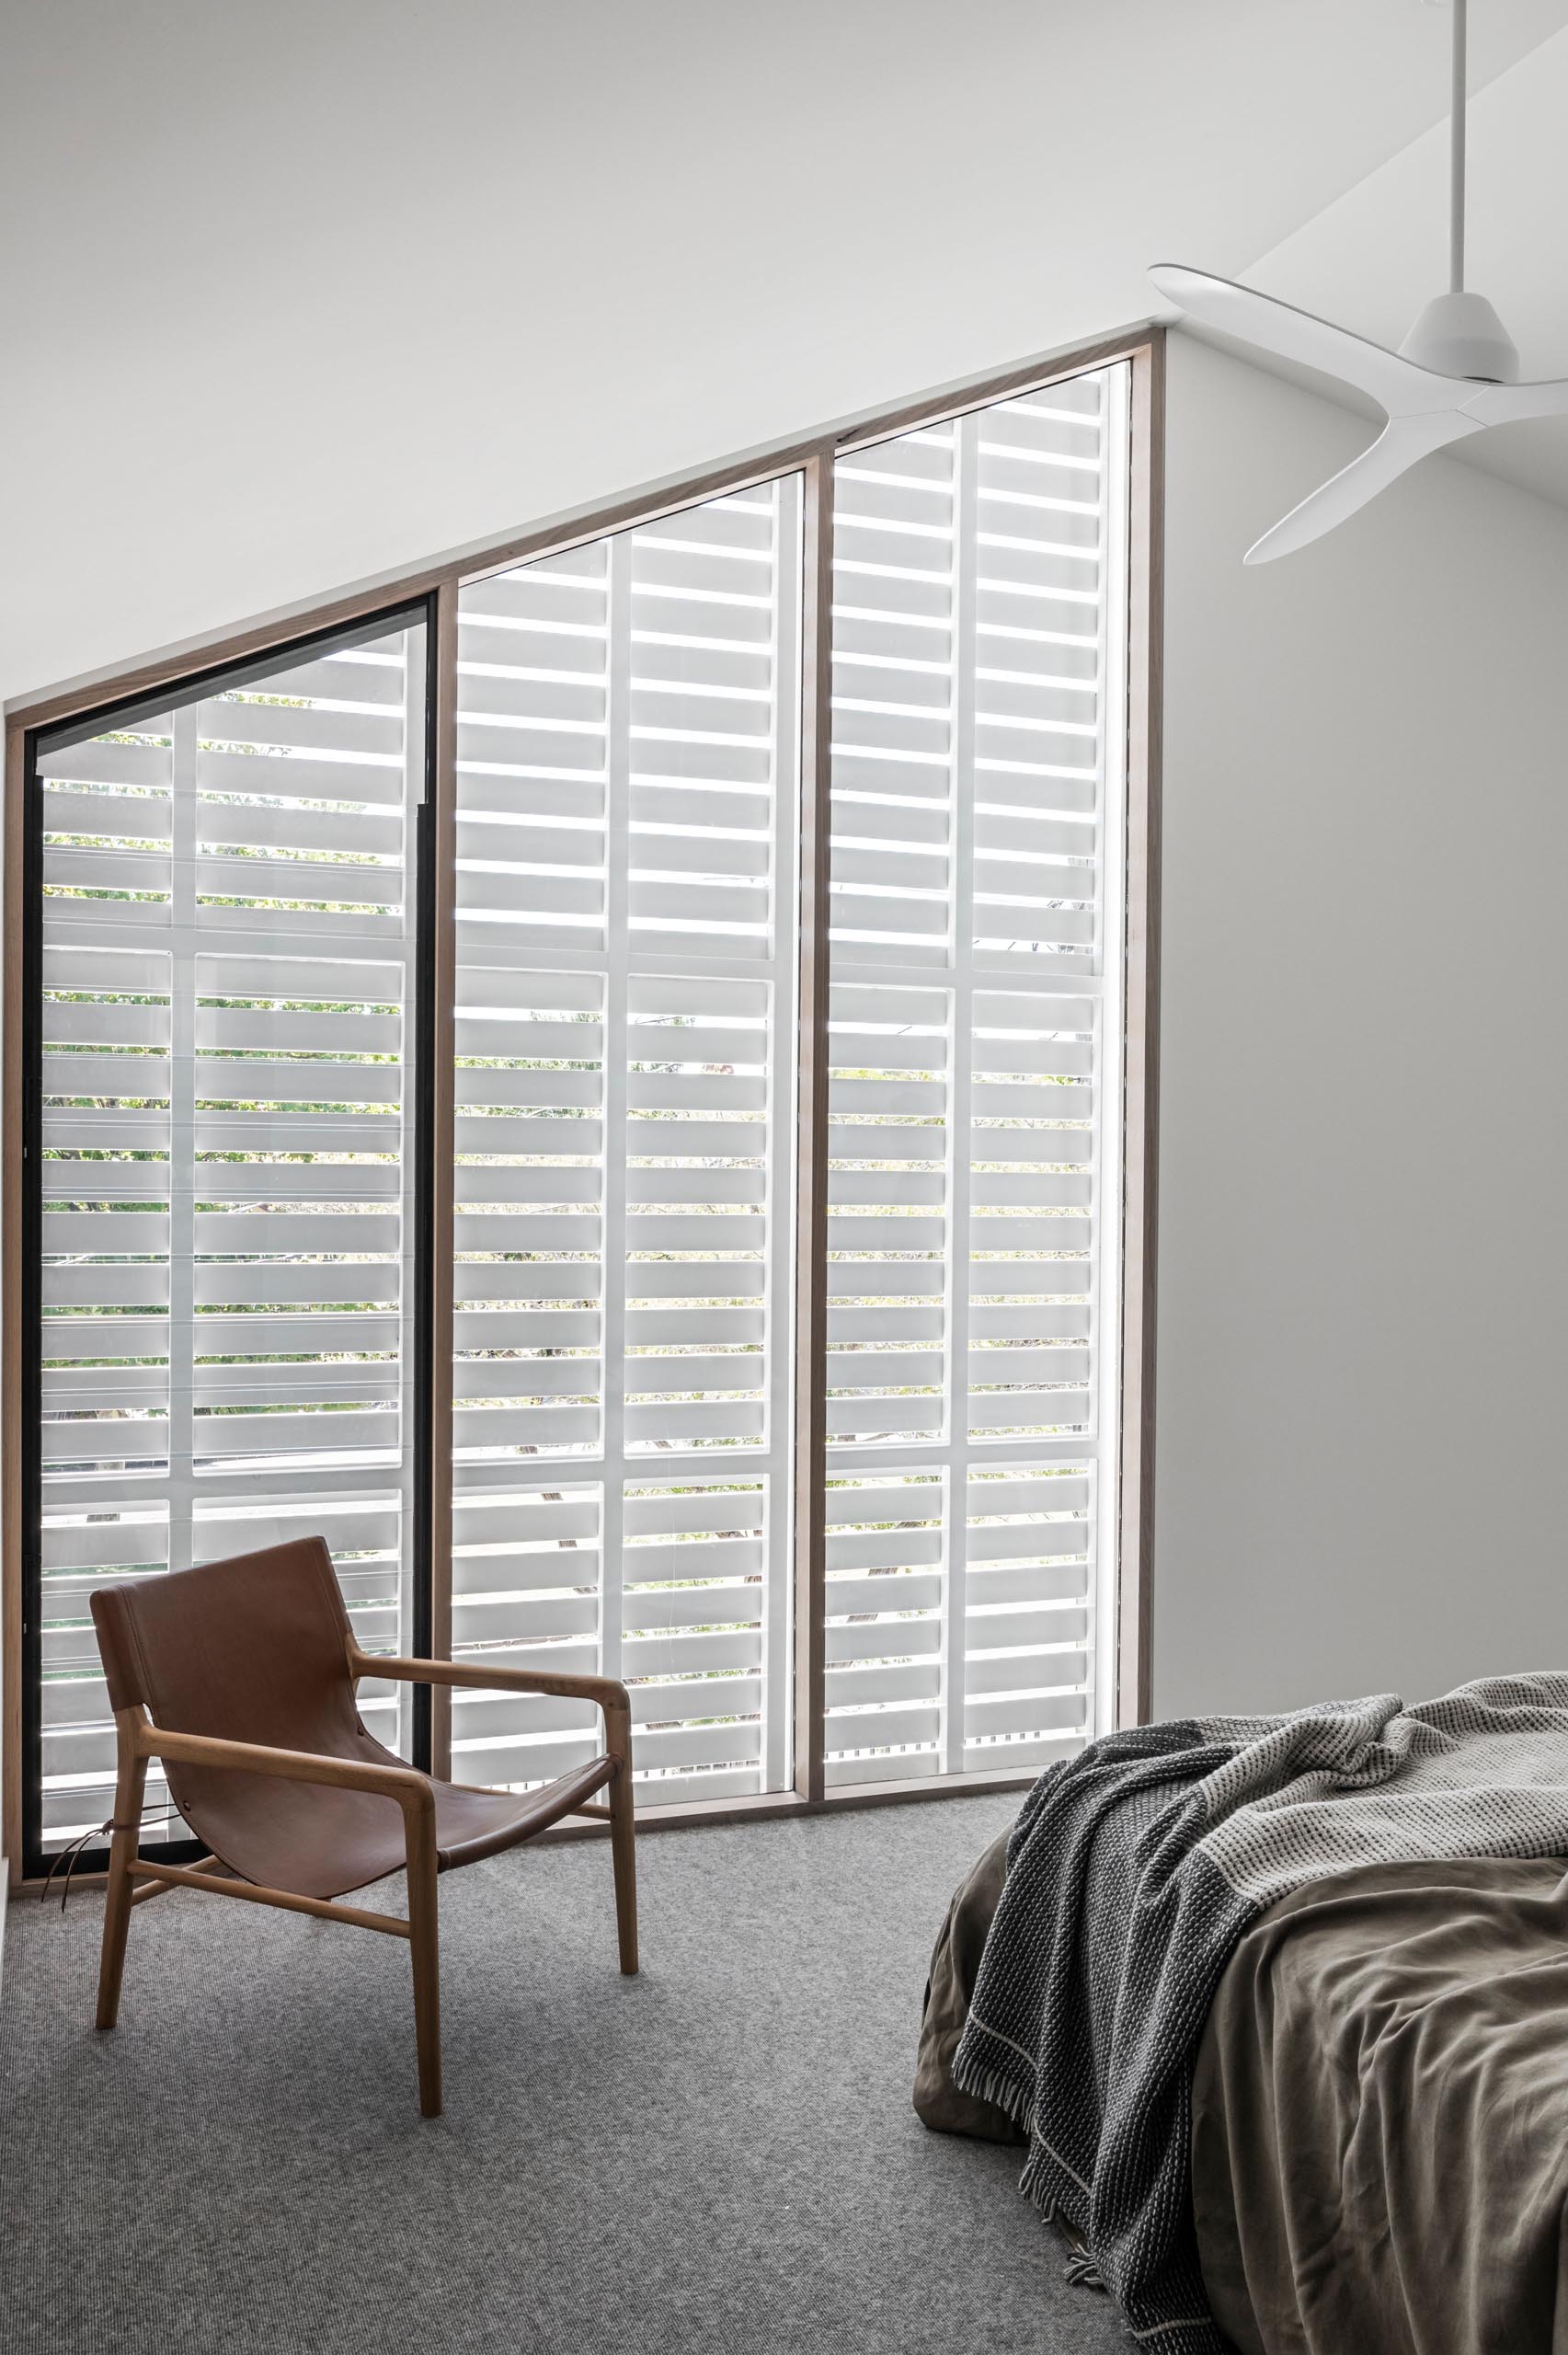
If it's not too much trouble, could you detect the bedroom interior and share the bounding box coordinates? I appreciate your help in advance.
[6,4,1568,2352]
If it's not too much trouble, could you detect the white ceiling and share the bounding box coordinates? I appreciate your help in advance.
[6,0,1568,705]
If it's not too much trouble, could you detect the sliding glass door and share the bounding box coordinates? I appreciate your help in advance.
[26,610,433,1865]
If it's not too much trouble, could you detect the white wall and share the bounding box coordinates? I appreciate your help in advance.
[1153,332,1568,1717]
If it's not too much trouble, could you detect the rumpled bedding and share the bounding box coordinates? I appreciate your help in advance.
[1191,1854,1568,2355]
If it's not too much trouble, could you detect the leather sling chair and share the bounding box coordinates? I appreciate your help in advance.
[89,1535,636,2117]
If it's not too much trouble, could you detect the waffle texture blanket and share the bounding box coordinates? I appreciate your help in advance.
[953,1675,1568,2351]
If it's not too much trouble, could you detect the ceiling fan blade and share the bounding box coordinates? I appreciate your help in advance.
[1244,411,1482,566]
[1461,376,1568,426]
[1150,264,1457,419]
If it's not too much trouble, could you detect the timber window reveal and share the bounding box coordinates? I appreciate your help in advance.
[9,337,1156,1876]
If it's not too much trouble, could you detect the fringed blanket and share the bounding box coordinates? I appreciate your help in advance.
[953,1675,1568,2351]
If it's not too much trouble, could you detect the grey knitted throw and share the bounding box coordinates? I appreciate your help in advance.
[953,1675,1568,2351]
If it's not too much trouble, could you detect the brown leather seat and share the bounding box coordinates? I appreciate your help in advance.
[93,1537,616,1899]
[89,1535,637,2114]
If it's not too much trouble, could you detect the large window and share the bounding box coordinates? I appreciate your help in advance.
[6,339,1158,1875]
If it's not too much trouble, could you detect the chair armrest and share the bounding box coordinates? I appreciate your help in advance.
[139,1723,434,1818]
[352,1647,631,1717]
[350,1648,634,1782]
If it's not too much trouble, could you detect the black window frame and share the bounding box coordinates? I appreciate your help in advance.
[18,594,440,1881]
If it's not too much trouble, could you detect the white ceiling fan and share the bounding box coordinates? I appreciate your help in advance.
[1150,0,1568,564]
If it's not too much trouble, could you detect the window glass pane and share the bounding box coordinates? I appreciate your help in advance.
[453,477,803,1806]
[33,615,428,1853]
[825,366,1129,1786]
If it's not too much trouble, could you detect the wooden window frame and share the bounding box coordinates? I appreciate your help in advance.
[2,324,1162,1885]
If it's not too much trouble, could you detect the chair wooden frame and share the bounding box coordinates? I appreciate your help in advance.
[96,1639,637,2117]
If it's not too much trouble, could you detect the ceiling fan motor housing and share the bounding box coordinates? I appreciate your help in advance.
[1398,291,1520,382]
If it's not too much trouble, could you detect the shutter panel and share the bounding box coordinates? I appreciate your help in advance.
[824,365,1129,1786]
[34,624,427,1847]
[452,478,802,1806]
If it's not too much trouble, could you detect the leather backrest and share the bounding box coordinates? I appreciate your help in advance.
[89,1536,365,1757]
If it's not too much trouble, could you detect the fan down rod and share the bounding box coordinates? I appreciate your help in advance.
[1449,0,1467,294]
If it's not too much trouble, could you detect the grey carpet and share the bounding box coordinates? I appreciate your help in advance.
[0,1794,1127,2354]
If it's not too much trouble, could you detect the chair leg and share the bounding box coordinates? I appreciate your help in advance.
[405,1803,442,2118]
[96,1715,148,2031]
[607,1717,638,1977]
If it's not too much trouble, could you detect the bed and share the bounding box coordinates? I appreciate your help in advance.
[917,1688,1568,2355]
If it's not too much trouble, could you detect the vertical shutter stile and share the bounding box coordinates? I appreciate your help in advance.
[427,580,460,1775]
[599,541,632,1694]
[793,449,834,1804]
[942,412,979,1778]
[166,707,198,1599]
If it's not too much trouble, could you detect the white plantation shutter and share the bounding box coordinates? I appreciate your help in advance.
[33,620,428,1848]
[824,365,1129,1785]
[452,479,802,1805]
